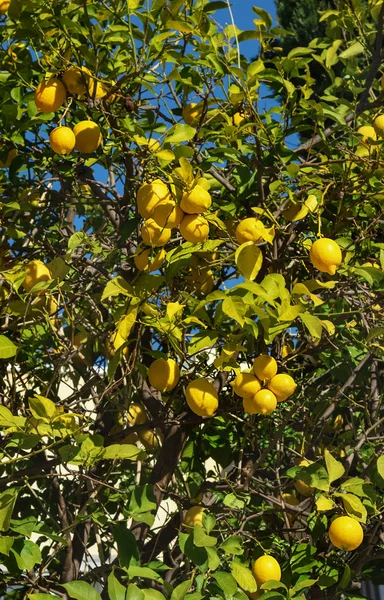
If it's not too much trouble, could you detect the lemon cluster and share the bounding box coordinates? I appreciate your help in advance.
[232,354,297,416]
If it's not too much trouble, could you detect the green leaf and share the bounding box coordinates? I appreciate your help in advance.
[171,579,192,600]
[377,455,384,479]
[213,572,238,597]
[12,539,41,571]
[0,536,14,555]
[231,563,257,593]
[165,125,196,144]
[47,256,70,282]
[166,20,194,34]
[222,296,246,326]
[103,444,146,461]
[108,570,128,600]
[338,564,351,590]
[68,232,87,250]
[0,488,19,531]
[299,463,330,492]
[141,591,165,600]
[324,449,345,484]
[291,579,318,593]
[235,242,263,281]
[337,493,367,523]
[315,495,335,511]
[220,535,244,555]
[188,330,218,355]
[101,277,133,301]
[28,595,61,600]
[114,524,140,568]
[0,335,17,359]
[193,524,217,547]
[206,546,220,571]
[128,566,164,583]
[299,313,323,340]
[29,395,56,421]
[339,41,364,59]
[62,582,102,600]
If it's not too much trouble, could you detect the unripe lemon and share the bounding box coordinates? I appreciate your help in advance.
[182,103,203,125]
[252,555,281,587]
[232,372,261,398]
[34,78,67,113]
[309,238,342,275]
[49,127,76,155]
[179,214,209,243]
[235,218,265,244]
[185,378,218,417]
[141,219,171,247]
[0,148,17,168]
[138,428,162,450]
[0,0,10,13]
[357,125,377,142]
[374,114,384,136]
[180,185,212,214]
[245,389,277,415]
[126,403,148,426]
[253,355,278,381]
[23,260,52,294]
[328,516,363,551]
[148,358,180,392]
[137,180,171,219]
[73,120,102,153]
[62,66,90,95]
[134,245,166,272]
[268,373,297,402]
[183,505,205,531]
[295,459,315,496]
[152,200,184,228]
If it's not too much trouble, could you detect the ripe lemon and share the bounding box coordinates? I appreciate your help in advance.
[127,403,148,425]
[183,505,205,531]
[282,343,293,359]
[88,76,114,99]
[268,373,297,402]
[246,592,264,600]
[34,78,67,113]
[33,294,58,316]
[295,459,315,496]
[182,103,203,125]
[310,238,342,275]
[49,127,76,155]
[328,516,363,551]
[0,148,17,169]
[152,200,184,229]
[23,260,52,294]
[235,218,265,244]
[185,378,218,417]
[137,180,171,219]
[179,214,209,243]
[134,245,166,272]
[0,0,10,13]
[141,219,171,247]
[232,372,261,398]
[186,267,214,296]
[138,428,162,450]
[374,114,384,136]
[233,112,246,126]
[62,66,90,95]
[253,355,278,381]
[73,120,102,153]
[247,389,277,415]
[357,125,377,142]
[252,555,281,587]
[180,185,212,214]
[148,357,180,392]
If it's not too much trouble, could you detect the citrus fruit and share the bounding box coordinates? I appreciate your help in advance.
[268,373,297,402]
[152,200,184,228]
[183,505,205,531]
[148,358,180,392]
[185,378,218,417]
[281,493,299,525]
[328,516,364,551]
[235,218,265,244]
[23,260,52,294]
[246,592,264,600]
[233,112,246,126]
[252,555,281,587]
[281,343,293,359]
[232,372,261,398]
[137,180,171,219]
[180,185,212,214]
[248,389,277,415]
[49,127,76,155]
[88,76,114,99]
[357,125,377,142]
[62,66,90,95]
[138,429,162,450]
[182,103,202,125]
[34,78,67,112]
[126,403,148,426]
[73,120,102,153]
[0,0,10,13]
[179,214,209,243]
[0,148,17,168]
[295,459,315,496]
[309,238,342,275]
[134,245,166,272]
[253,355,278,381]
[141,219,171,247]
[374,114,384,136]
[186,266,214,296]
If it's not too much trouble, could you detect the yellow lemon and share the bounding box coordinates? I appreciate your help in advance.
[310,238,342,276]
[246,592,264,600]
[180,185,212,214]
[0,0,10,13]
[73,120,102,153]
[49,127,76,155]
[282,343,293,359]
[138,429,162,450]
[179,214,209,243]
[235,218,265,244]
[253,355,278,381]
[183,505,205,531]
[328,516,363,551]
[231,372,261,398]
[252,555,281,587]
[89,76,114,99]
[152,200,184,229]
[33,295,58,316]
[186,267,214,296]
[34,78,67,113]
[23,260,52,294]
[245,389,277,415]
[295,459,315,497]
[357,125,377,142]
[148,357,180,392]
[141,219,171,247]
[137,180,171,219]
[374,114,384,136]
[185,378,218,417]
[182,103,203,125]
[62,66,90,95]
[0,148,17,169]
[268,373,297,402]
[126,403,148,426]
[134,245,166,272]
[233,112,246,126]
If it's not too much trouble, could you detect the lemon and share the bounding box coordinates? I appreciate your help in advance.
[281,343,293,359]
[0,148,17,169]
[138,429,162,450]
[23,260,52,295]
[253,355,278,381]
[134,245,166,272]
[62,66,90,95]
[183,505,205,531]
[89,76,114,99]
[232,372,261,398]
[310,238,342,275]
[235,218,265,244]
[246,592,264,600]
[357,125,377,142]
[141,219,171,247]
[182,103,203,125]
[179,214,209,243]
[126,403,148,425]
[73,120,102,153]
[268,373,297,402]
[185,378,218,416]
[295,459,315,496]
[186,267,214,296]
[244,389,277,415]
[0,0,10,13]
[180,185,212,214]
[233,112,246,126]
[148,357,180,392]
[152,200,184,228]
[252,555,281,587]
[328,516,363,551]
[137,180,171,219]
[49,127,76,155]
[34,78,67,113]
[281,493,299,525]
[374,114,384,136]
[33,295,58,316]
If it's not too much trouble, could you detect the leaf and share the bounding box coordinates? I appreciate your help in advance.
[101,277,133,301]
[339,41,364,59]
[213,572,238,597]
[324,449,345,484]
[222,296,246,326]
[103,444,146,461]
[171,579,192,600]
[141,591,165,600]
[299,463,330,492]
[28,595,61,600]
[300,313,323,340]
[315,495,335,511]
[338,493,367,523]
[188,330,218,355]
[193,524,217,547]
[12,539,41,571]
[128,566,164,583]
[0,536,14,555]
[231,563,257,593]
[108,570,128,600]
[68,232,86,250]
[117,307,138,342]
[62,582,102,600]
[291,579,318,593]
[0,335,17,359]
[47,256,69,282]
[29,395,56,421]
[377,455,384,479]
[165,125,196,144]
[166,20,194,34]
[114,524,140,569]
[235,242,263,281]
[206,546,220,571]
[167,302,185,321]
[220,536,244,555]
[156,150,175,161]
[0,488,19,531]
[338,564,351,590]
